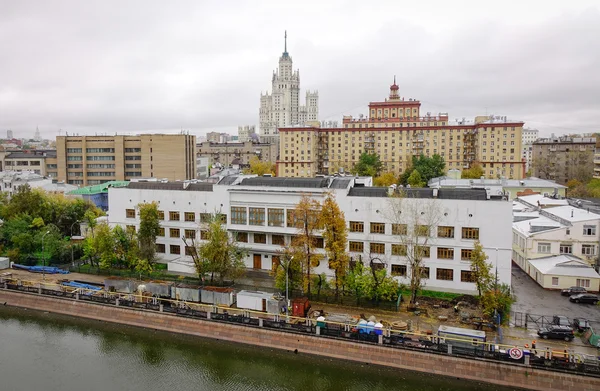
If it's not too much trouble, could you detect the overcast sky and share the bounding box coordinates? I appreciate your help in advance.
[1,0,599,139]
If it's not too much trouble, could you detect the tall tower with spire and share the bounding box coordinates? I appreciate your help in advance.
[259,31,319,144]
[34,126,41,141]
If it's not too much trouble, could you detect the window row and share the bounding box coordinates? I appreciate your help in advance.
[348,241,474,260]
[157,211,226,224]
[349,222,479,240]
[231,206,317,228]
[233,232,324,247]
[390,265,476,283]
[537,242,597,256]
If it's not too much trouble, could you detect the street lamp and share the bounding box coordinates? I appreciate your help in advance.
[285,255,294,318]
[41,230,50,281]
[70,221,80,267]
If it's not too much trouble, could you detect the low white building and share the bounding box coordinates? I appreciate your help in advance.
[512,195,600,291]
[526,255,600,292]
[0,171,76,197]
[108,176,513,294]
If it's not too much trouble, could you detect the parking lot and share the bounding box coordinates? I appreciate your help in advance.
[511,264,600,323]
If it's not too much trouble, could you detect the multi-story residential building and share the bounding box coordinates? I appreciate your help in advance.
[512,194,600,291]
[238,125,257,142]
[206,132,232,143]
[531,136,596,185]
[278,80,525,179]
[197,141,278,167]
[55,134,196,186]
[521,128,539,173]
[108,176,512,294]
[6,130,14,139]
[2,150,56,176]
[259,32,319,144]
[594,139,600,180]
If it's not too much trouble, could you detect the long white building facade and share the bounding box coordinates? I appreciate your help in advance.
[108,177,512,294]
[259,32,319,144]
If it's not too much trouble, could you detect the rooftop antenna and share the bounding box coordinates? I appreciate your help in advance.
[284,30,288,54]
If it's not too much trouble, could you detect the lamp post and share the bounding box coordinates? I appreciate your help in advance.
[41,230,50,281]
[285,255,293,318]
[495,247,499,325]
[70,221,80,267]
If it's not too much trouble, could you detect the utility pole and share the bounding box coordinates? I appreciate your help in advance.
[41,230,50,281]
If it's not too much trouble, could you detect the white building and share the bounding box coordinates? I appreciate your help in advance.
[512,195,600,291]
[196,157,209,180]
[259,32,319,144]
[238,125,256,142]
[0,171,76,197]
[521,128,539,173]
[108,177,512,295]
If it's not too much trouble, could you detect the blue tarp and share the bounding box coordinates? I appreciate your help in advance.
[12,264,70,274]
[61,281,102,291]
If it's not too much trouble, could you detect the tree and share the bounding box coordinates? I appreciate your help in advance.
[407,170,426,187]
[387,192,444,304]
[469,241,493,297]
[374,172,398,187]
[480,283,515,320]
[320,193,348,298]
[345,260,373,306]
[461,164,484,179]
[137,202,161,265]
[243,156,276,176]
[289,195,323,295]
[193,213,246,284]
[400,154,446,185]
[531,154,555,181]
[274,249,304,293]
[352,153,383,177]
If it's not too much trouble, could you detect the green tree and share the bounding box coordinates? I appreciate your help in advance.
[320,193,348,298]
[195,214,247,284]
[345,261,373,305]
[407,170,426,187]
[274,249,304,294]
[469,241,493,297]
[372,268,399,302]
[137,202,161,265]
[480,283,514,321]
[400,154,446,185]
[461,164,484,179]
[352,153,383,177]
[373,171,398,187]
[243,156,276,176]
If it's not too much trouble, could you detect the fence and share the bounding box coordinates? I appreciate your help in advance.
[510,311,600,329]
[1,275,599,378]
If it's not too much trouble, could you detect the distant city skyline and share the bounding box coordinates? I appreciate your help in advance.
[1,1,599,139]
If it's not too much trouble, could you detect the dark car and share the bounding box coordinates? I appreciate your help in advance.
[552,315,570,326]
[561,286,587,296]
[537,325,575,341]
[573,318,591,332]
[569,293,599,304]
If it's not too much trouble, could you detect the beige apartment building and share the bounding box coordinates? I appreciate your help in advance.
[532,136,596,185]
[278,80,525,179]
[197,141,278,167]
[56,134,196,186]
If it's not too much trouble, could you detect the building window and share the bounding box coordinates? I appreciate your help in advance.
[200,230,209,240]
[67,148,82,153]
[268,208,284,227]
[254,233,267,244]
[559,243,572,254]
[415,225,430,236]
[461,249,473,260]
[185,246,195,256]
[231,207,247,225]
[577,279,591,288]
[369,242,385,254]
[272,234,285,246]
[249,208,265,226]
[125,209,135,218]
[158,227,165,237]
[391,244,407,256]
[436,268,454,281]
[415,246,430,258]
[421,267,430,279]
[169,228,180,238]
[169,211,180,221]
[315,237,324,248]
[234,232,248,243]
[583,225,597,236]
[184,212,195,222]
[462,227,479,240]
[582,244,596,256]
[200,213,212,223]
[391,264,407,276]
[437,226,455,238]
[370,222,385,234]
[126,225,136,233]
[349,241,364,252]
[156,243,165,253]
[437,247,454,259]
[349,221,364,232]
[552,277,559,286]
[184,229,196,239]
[538,242,551,254]
[392,224,407,235]
[158,211,165,220]
[461,270,475,282]
[286,209,303,228]
[169,245,180,255]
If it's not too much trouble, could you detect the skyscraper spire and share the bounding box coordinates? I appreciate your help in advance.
[284,30,287,54]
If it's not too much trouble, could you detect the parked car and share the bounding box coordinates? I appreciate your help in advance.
[569,294,599,305]
[552,315,571,327]
[573,318,591,332]
[537,325,575,341]
[561,286,588,296]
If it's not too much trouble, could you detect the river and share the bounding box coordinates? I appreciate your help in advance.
[0,307,520,391]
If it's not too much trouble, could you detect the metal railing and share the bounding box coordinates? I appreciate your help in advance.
[1,276,599,377]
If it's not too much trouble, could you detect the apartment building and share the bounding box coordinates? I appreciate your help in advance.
[108,176,512,294]
[238,125,257,142]
[0,150,56,176]
[278,80,525,179]
[197,141,278,166]
[55,134,196,186]
[512,194,600,291]
[521,128,539,173]
[531,136,596,185]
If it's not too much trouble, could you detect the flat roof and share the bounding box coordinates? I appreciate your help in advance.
[239,177,329,188]
[348,187,490,200]
[429,176,566,189]
[529,255,600,279]
[126,182,213,192]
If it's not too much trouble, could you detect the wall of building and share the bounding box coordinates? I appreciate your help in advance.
[532,138,596,184]
[196,141,279,166]
[2,289,599,391]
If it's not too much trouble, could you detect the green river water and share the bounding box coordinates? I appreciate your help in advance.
[0,307,521,391]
